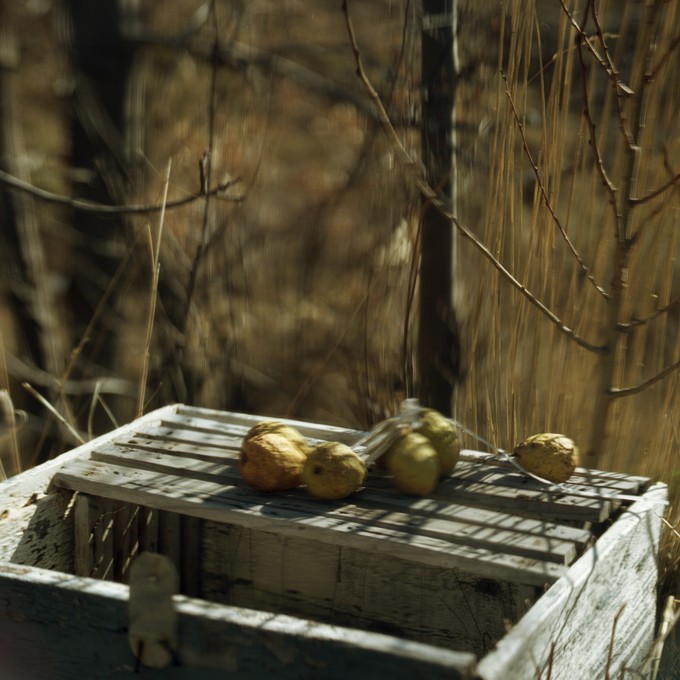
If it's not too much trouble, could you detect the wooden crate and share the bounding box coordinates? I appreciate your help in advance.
[0,404,667,679]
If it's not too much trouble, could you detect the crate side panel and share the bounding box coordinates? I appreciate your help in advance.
[476,483,667,680]
[201,520,535,657]
[0,563,477,679]
[0,489,74,572]
[0,404,180,570]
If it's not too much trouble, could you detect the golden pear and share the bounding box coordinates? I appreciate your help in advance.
[239,431,308,492]
[243,420,312,456]
[385,432,440,497]
[513,433,579,483]
[416,409,460,477]
[302,442,367,500]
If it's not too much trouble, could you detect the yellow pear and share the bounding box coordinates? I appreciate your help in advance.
[416,409,460,477]
[513,433,579,483]
[239,431,308,492]
[385,432,440,497]
[243,420,312,456]
[302,442,367,500]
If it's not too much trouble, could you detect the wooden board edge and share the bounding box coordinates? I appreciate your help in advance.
[475,481,668,679]
[0,561,478,679]
[0,404,182,507]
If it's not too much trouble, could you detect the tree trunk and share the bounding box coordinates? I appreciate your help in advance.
[417,0,462,415]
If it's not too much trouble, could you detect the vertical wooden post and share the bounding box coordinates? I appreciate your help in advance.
[418,1,461,415]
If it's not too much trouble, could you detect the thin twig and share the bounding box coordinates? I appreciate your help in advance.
[574,28,619,223]
[629,172,680,206]
[341,0,417,170]
[342,0,606,356]
[22,382,85,445]
[609,356,680,398]
[0,167,241,214]
[502,72,608,299]
[559,0,634,95]
[617,294,680,331]
[137,160,171,417]
[604,604,626,680]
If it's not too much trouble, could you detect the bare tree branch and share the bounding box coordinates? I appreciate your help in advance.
[586,0,637,149]
[501,72,609,299]
[0,167,242,214]
[610,357,680,398]
[629,172,680,206]
[342,0,607,356]
[342,1,417,171]
[617,294,680,331]
[559,0,634,95]
[574,31,619,222]
[651,31,680,80]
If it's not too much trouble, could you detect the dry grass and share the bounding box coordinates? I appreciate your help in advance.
[455,0,680,600]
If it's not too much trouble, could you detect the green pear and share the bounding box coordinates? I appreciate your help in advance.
[302,442,367,500]
[385,432,439,497]
[416,409,460,477]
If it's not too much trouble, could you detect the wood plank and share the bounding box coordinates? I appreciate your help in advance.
[108,436,594,549]
[74,493,94,577]
[0,405,180,567]
[161,408,651,495]
[0,562,477,679]
[200,522,527,656]
[433,475,612,522]
[138,505,159,554]
[120,418,642,522]
[173,405,363,443]
[91,496,115,581]
[87,443,588,564]
[52,459,566,587]
[89,436,608,529]
[116,502,138,583]
[459,450,650,487]
[476,482,667,680]
[181,515,201,597]
[159,511,182,585]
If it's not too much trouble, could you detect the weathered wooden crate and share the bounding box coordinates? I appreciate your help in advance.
[0,404,667,679]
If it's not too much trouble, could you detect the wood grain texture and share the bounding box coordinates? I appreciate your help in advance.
[51,404,644,592]
[0,562,477,679]
[0,404,180,567]
[200,520,536,657]
[475,482,667,679]
[0,404,666,678]
[53,457,567,586]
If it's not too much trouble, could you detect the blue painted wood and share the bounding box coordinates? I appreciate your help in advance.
[0,563,477,679]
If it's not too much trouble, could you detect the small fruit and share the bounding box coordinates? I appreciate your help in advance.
[239,430,308,492]
[243,420,312,456]
[513,433,579,483]
[385,432,440,497]
[416,409,460,477]
[302,442,367,500]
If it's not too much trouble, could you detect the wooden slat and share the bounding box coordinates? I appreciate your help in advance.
[86,443,591,565]
[137,505,159,554]
[100,430,619,523]
[173,405,362,443]
[162,408,651,493]
[137,412,647,516]
[73,493,94,578]
[50,404,656,590]
[52,458,565,587]
[458,450,650,495]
